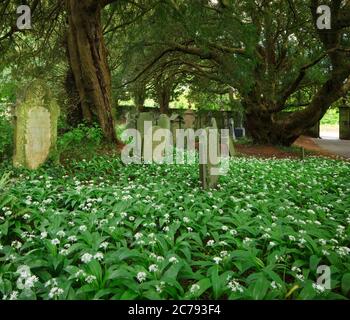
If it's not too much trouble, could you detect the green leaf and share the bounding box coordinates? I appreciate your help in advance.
[86,260,103,283]
[119,290,139,300]
[251,275,270,300]
[210,266,221,299]
[186,278,211,298]
[106,268,132,281]
[162,263,183,283]
[0,221,9,236]
[341,273,350,295]
[309,255,321,272]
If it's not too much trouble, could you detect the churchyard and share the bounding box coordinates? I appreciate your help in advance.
[0,1,350,302]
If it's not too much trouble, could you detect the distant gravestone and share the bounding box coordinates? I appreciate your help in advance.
[13,81,59,169]
[125,110,138,130]
[229,118,236,140]
[183,109,196,129]
[152,115,172,163]
[136,112,154,157]
[137,112,154,136]
[158,114,171,131]
[170,114,183,146]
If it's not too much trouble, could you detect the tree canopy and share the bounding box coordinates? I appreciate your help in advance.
[0,0,349,145]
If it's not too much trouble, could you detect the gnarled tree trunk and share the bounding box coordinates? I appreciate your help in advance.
[157,86,171,114]
[244,70,350,146]
[66,0,117,142]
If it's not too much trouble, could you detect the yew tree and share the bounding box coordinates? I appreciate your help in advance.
[1,0,122,142]
[120,0,350,145]
[65,0,119,142]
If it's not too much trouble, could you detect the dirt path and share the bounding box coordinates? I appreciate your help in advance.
[235,136,345,160]
[312,139,350,159]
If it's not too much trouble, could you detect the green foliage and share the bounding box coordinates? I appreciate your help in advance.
[56,124,104,161]
[0,156,349,300]
[321,109,339,126]
[0,110,13,162]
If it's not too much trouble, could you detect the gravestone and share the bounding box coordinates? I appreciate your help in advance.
[13,81,59,170]
[211,117,218,129]
[199,120,221,189]
[170,114,183,146]
[136,112,154,157]
[137,112,154,136]
[125,110,138,130]
[154,114,172,162]
[183,109,196,129]
[234,127,246,138]
[229,118,236,140]
[158,114,171,131]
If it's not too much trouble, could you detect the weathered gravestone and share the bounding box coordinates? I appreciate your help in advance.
[152,114,172,163]
[199,119,221,189]
[125,110,138,130]
[183,109,196,129]
[169,113,184,146]
[229,118,236,140]
[13,82,60,169]
[158,114,171,131]
[136,112,154,158]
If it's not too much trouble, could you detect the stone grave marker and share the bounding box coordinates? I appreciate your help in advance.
[199,119,221,189]
[13,81,60,170]
[183,109,196,129]
[229,118,236,140]
[125,110,138,130]
[136,112,154,158]
[170,113,183,147]
[158,114,171,131]
[153,114,172,163]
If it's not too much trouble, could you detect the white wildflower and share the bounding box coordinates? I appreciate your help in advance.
[136,272,147,282]
[81,253,93,263]
[190,284,200,294]
[148,264,158,272]
[206,240,215,247]
[213,257,222,264]
[169,256,179,264]
[51,238,60,245]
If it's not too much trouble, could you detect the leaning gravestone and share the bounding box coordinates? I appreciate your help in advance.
[199,119,221,189]
[13,81,60,170]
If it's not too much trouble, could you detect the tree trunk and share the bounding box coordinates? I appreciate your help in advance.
[157,85,171,114]
[64,68,83,128]
[66,0,117,142]
[132,82,146,113]
[245,73,350,146]
[158,92,170,114]
[245,110,303,146]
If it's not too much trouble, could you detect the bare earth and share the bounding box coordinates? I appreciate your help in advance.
[236,135,348,160]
